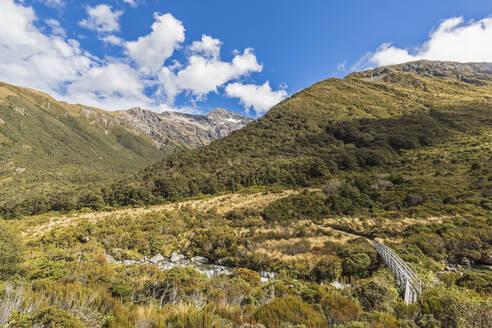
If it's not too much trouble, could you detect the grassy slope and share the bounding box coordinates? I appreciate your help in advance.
[106,61,491,217]
[0,82,166,216]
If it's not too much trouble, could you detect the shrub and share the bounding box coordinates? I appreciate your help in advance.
[320,292,361,325]
[253,295,327,328]
[342,253,371,278]
[0,220,24,279]
[354,281,392,312]
[455,272,492,293]
[7,312,34,328]
[172,309,218,328]
[420,287,492,328]
[33,306,86,328]
[309,256,341,282]
[233,268,261,286]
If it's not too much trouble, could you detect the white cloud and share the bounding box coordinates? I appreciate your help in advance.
[0,0,279,114]
[38,0,64,7]
[126,13,185,74]
[65,63,153,109]
[190,34,222,59]
[0,0,151,110]
[225,81,287,115]
[79,4,122,34]
[122,0,137,7]
[357,16,492,69]
[336,60,347,73]
[46,18,65,37]
[102,34,123,46]
[0,0,93,93]
[159,48,263,102]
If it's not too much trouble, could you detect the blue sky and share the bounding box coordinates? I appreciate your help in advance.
[1,0,492,116]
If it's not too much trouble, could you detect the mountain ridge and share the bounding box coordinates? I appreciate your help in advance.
[0,81,252,216]
[101,61,491,219]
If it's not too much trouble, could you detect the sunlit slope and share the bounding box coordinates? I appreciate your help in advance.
[106,61,491,218]
[0,82,165,215]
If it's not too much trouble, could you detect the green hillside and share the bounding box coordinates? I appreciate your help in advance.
[105,61,492,218]
[0,82,167,217]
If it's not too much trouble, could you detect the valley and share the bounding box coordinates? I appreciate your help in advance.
[0,61,491,328]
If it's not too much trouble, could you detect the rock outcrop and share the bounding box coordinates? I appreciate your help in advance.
[119,107,253,149]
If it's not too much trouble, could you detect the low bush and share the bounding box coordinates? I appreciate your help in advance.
[253,295,327,328]
[233,268,261,287]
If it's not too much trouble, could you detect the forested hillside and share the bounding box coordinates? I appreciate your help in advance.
[104,61,492,219]
[0,83,250,218]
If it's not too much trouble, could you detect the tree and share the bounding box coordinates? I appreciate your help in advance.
[0,220,24,280]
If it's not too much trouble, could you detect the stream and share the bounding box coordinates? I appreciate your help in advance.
[106,253,276,283]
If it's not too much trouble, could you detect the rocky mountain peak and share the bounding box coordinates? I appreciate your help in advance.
[121,107,253,149]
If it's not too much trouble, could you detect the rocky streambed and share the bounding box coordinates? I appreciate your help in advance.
[105,252,275,283]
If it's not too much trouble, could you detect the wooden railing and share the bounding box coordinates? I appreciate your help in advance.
[373,241,422,304]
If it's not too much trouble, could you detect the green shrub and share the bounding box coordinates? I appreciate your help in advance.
[172,309,220,328]
[342,253,371,278]
[456,272,492,293]
[7,311,34,328]
[233,268,261,286]
[320,292,361,325]
[309,256,341,282]
[33,306,86,328]
[354,281,393,312]
[253,295,327,328]
[0,220,24,279]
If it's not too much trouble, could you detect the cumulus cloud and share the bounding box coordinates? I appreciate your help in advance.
[190,35,222,59]
[0,0,149,110]
[126,13,185,74]
[79,4,122,34]
[225,81,287,115]
[0,0,93,93]
[65,63,153,109]
[356,16,492,69]
[159,47,263,102]
[0,0,279,114]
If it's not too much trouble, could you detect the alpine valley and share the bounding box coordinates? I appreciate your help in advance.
[0,81,252,217]
[0,61,490,328]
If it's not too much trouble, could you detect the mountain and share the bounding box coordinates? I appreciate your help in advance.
[0,82,251,217]
[104,60,491,217]
[121,107,253,149]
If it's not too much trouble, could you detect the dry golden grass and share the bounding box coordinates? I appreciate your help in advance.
[21,190,299,238]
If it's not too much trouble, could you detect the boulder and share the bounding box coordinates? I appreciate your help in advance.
[190,256,207,263]
[150,254,164,264]
[170,252,185,263]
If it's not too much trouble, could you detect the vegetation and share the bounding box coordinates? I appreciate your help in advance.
[97,61,491,221]
[0,221,24,280]
[0,61,491,327]
[0,82,175,218]
[0,196,490,327]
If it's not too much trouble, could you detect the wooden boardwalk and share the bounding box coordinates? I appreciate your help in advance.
[320,226,423,303]
[373,241,422,304]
